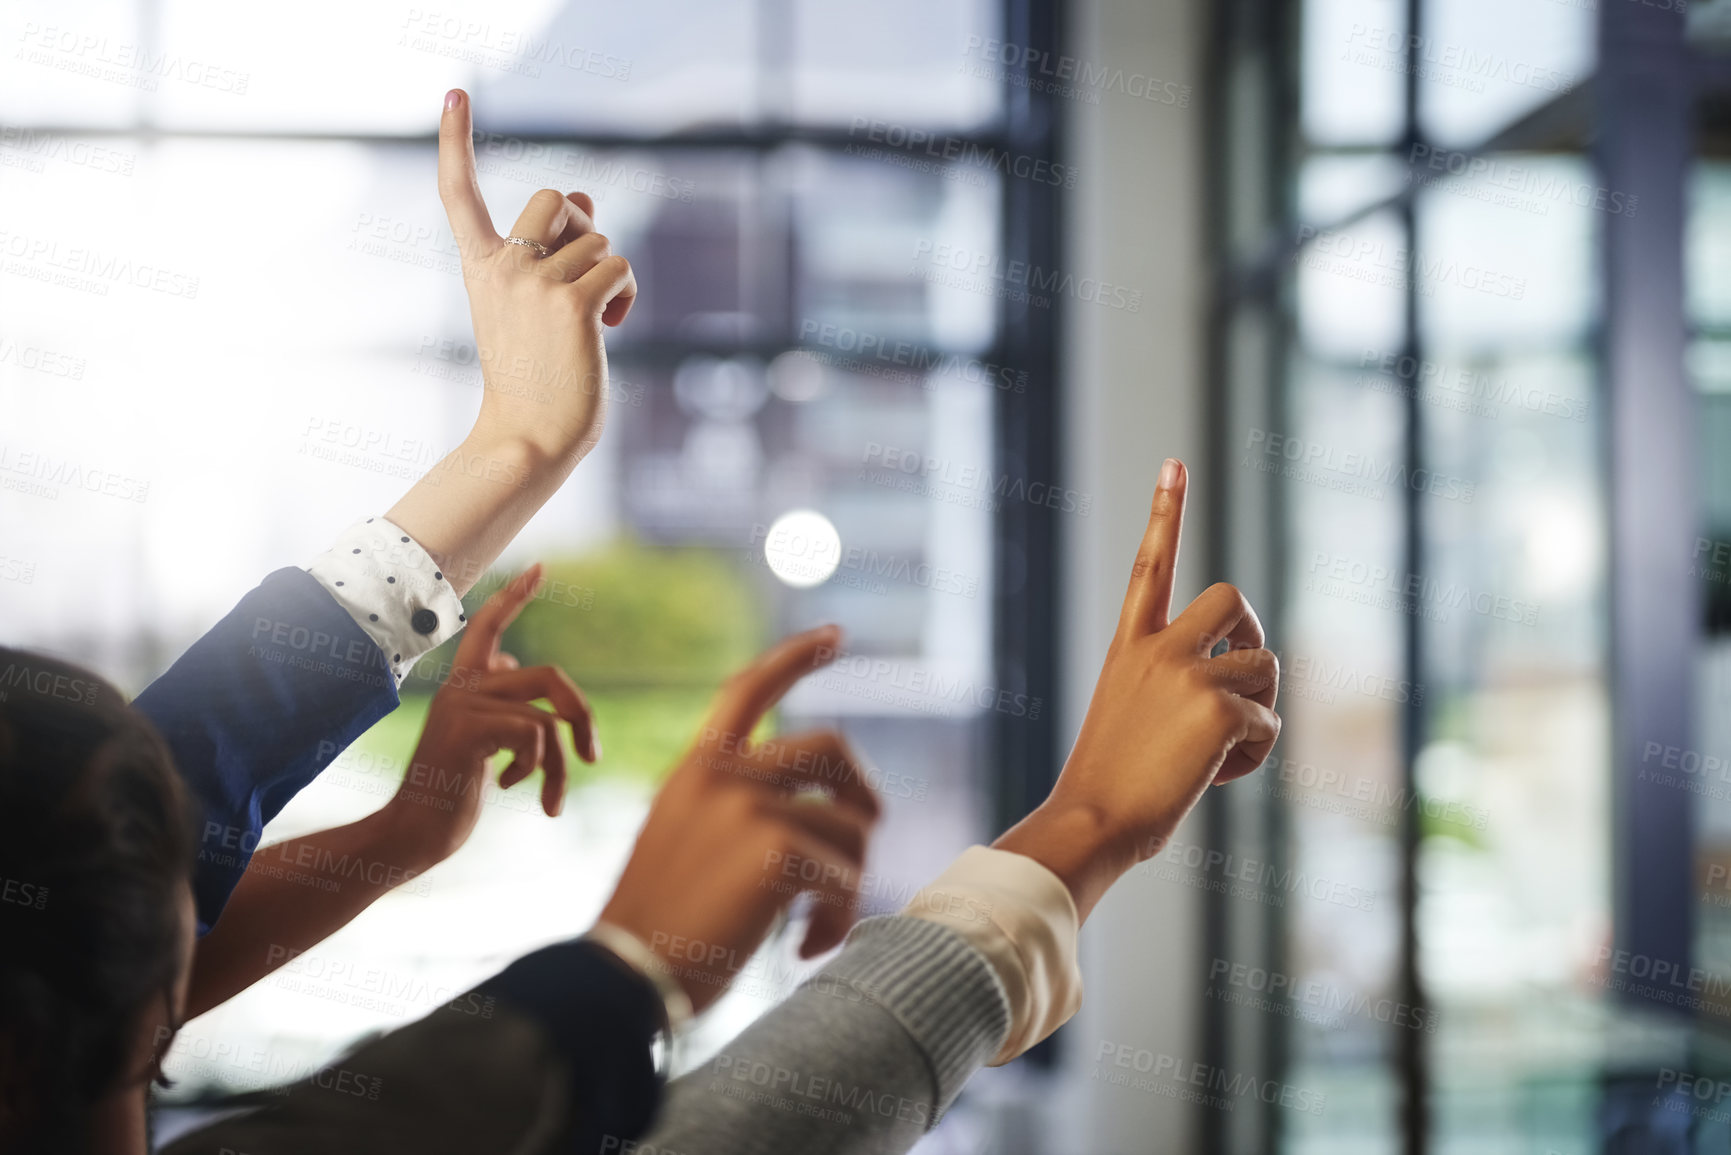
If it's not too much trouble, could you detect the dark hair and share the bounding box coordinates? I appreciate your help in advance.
[0,647,196,1145]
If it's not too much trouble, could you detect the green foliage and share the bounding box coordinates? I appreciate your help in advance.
[1417,797,1489,850]
[575,687,717,786]
[359,690,432,765]
[354,687,713,792]
[371,541,765,796]
[493,541,763,687]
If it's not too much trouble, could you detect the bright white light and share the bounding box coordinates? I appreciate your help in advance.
[763,509,842,588]
[1522,491,1600,601]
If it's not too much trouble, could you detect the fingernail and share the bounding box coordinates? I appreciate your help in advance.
[1159,458,1180,489]
[444,89,462,112]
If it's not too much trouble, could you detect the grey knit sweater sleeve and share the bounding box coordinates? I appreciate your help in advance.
[639,914,1011,1155]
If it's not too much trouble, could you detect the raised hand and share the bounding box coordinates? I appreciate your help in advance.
[186,566,597,1017]
[994,459,1281,920]
[378,564,598,868]
[437,88,637,466]
[599,625,882,1013]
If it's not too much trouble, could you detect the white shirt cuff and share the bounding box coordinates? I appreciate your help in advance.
[901,845,1083,1066]
[304,517,468,685]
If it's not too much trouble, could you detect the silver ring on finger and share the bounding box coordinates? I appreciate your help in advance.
[503,235,550,258]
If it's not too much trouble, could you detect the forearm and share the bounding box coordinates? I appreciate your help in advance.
[185,807,429,1018]
[383,424,577,597]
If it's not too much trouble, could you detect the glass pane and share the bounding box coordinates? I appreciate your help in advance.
[1274,356,1409,1155]
[142,0,1006,135]
[1417,0,1594,150]
[790,0,1002,130]
[1294,209,1407,362]
[1415,154,1598,352]
[470,0,760,135]
[150,0,759,134]
[1298,153,1406,229]
[0,0,148,128]
[792,146,1001,353]
[1302,0,1407,148]
[1689,164,1731,333]
[1692,161,1731,1043]
[1414,147,1607,1155]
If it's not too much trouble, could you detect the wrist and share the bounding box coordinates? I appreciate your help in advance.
[470,405,595,473]
[597,903,719,1012]
[384,429,571,596]
[991,794,1137,924]
[370,796,450,877]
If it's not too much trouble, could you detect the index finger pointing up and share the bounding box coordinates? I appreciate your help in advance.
[452,564,543,674]
[438,89,499,257]
[704,625,843,749]
[1116,458,1188,639]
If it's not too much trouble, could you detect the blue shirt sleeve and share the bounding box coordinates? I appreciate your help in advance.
[132,567,401,933]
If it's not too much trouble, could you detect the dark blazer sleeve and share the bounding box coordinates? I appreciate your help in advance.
[160,940,665,1155]
[478,939,666,1151]
[131,567,401,933]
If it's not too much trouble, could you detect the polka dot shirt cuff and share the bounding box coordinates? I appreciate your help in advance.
[304,517,467,685]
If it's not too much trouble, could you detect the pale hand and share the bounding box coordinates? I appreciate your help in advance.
[437,89,637,466]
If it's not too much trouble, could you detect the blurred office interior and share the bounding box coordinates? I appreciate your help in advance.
[3,0,1730,1150]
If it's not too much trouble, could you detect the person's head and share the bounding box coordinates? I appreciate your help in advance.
[0,647,198,1149]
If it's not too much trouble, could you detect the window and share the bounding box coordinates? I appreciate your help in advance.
[0,0,1063,1112]
[1208,1,1611,1151]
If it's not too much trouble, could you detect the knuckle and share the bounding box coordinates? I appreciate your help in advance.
[715,785,753,819]
[764,820,798,857]
[719,676,754,713]
[842,813,873,850]
[529,187,565,209]
[1229,647,1267,677]
[1131,551,1165,580]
